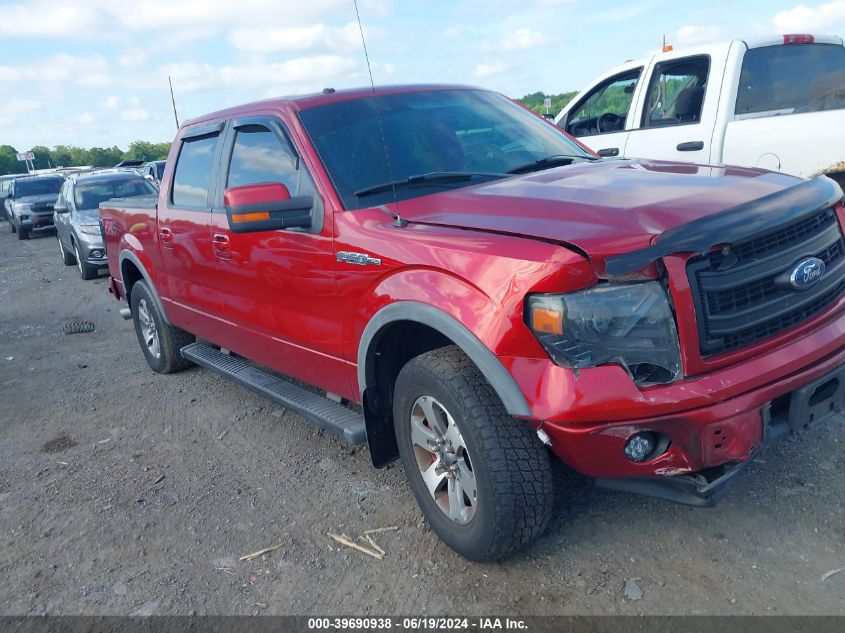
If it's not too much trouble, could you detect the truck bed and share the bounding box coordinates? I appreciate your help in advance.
[99,195,158,211]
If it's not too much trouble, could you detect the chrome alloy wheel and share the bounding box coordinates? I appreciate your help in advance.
[410,395,477,524]
[137,298,161,359]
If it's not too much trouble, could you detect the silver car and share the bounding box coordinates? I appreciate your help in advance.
[55,171,157,279]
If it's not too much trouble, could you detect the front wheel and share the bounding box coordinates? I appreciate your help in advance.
[393,346,554,561]
[130,280,195,373]
[17,226,28,240]
[73,242,97,280]
[58,235,76,266]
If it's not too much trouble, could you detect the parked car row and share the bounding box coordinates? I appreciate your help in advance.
[1,168,157,279]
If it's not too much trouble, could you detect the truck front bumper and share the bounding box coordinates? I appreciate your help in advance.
[510,309,845,506]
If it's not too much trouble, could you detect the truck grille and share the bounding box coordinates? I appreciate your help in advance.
[687,207,845,357]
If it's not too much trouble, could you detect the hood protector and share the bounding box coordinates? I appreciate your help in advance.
[604,176,844,277]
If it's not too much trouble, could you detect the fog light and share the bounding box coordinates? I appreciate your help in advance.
[624,433,656,462]
[90,249,104,258]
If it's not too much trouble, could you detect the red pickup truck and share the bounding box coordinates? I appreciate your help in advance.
[100,85,845,560]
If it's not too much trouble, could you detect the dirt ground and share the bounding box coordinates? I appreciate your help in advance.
[1,221,844,617]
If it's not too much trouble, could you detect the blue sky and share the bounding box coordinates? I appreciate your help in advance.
[0,0,843,150]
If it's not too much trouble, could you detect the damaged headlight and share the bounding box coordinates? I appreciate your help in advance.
[526,281,682,386]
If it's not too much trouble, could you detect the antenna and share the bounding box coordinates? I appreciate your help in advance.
[168,76,180,129]
[353,0,405,227]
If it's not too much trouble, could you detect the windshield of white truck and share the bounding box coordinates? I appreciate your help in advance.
[298,88,594,210]
[735,43,845,117]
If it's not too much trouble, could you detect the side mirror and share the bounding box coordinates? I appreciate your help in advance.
[224,183,312,233]
[54,204,69,214]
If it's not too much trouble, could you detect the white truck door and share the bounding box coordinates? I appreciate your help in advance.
[624,45,730,163]
[556,67,645,159]
[721,37,845,180]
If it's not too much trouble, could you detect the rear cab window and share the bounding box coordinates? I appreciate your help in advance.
[171,130,222,208]
[642,55,710,127]
[735,43,845,117]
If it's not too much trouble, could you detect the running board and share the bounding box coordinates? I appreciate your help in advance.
[180,342,366,444]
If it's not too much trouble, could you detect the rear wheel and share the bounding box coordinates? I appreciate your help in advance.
[130,280,194,373]
[58,234,75,266]
[393,346,554,560]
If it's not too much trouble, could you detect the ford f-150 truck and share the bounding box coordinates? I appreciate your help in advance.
[100,85,845,560]
[556,34,845,188]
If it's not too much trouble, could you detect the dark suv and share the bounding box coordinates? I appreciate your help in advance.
[6,174,65,239]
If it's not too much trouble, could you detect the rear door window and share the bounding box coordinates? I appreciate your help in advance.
[642,56,710,127]
[735,44,845,117]
[172,133,221,207]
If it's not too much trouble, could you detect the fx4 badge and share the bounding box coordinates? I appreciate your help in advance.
[337,251,382,266]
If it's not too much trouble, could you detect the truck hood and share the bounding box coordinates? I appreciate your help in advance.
[396,159,806,276]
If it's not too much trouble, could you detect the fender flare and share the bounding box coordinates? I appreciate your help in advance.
[118,249,171,325]
[357,301,531,417]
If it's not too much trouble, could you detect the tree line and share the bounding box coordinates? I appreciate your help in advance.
[517,91,579,116]
[0,141,171,176]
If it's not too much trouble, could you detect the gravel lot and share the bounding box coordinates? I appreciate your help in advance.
[1,220,844,616]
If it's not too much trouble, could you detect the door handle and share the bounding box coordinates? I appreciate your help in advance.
[213,233,231,259]
[159,227,172,247]
[677,141,704,152]
[597,147,619,157]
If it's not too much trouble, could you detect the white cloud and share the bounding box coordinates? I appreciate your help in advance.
[121,108,150,122]
[0,54,111,86]
[772,1,845,32]
[0,2,99,37]
[500,28,554,51]
[118,48,149,68]
[102,95,120,109]
[442,25,464,38]
[474,62,511,78]
[77,112,95,125]
[161,55,360,93]
[228,22,361,53]
[0,99,42,125]
[0,0,357,40]
[675,25,722,46]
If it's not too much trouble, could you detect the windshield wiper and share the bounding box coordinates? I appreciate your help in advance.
[354,171,505,197]
[506,154,599,175]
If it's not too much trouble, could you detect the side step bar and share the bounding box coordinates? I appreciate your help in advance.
[180,342,367,444]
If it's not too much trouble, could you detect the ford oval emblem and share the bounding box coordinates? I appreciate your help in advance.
[790,257,826,290]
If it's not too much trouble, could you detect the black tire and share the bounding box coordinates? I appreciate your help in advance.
[393,346,554,561]
[73,241,97,280]
[17,226,28,240]
[58,235,76,266]
[130,280,194,374]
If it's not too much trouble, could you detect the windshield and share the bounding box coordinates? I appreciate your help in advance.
[16,177,63,197]
[75,178,157,210]
[736,43,845,116]
[298,89,592,210]
[156,162,165,180]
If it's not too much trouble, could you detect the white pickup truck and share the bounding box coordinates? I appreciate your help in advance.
[556,34,845,187]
